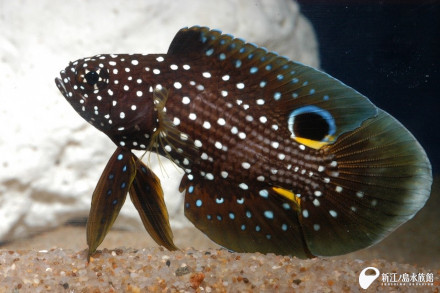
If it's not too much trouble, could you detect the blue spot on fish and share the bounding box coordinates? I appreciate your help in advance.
[264,210,274,219]
[206,48,214,56]
[259,189,269,198]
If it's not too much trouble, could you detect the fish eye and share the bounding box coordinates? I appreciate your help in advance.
[288,105,336,149]
[85,70,100,86]
[75,64,110,92]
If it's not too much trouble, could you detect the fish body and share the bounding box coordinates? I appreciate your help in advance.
[56,26,432,259]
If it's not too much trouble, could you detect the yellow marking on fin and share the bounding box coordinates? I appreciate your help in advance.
[272,187,301,209]
[293,135,335,150]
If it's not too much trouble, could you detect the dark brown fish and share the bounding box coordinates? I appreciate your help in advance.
[55,26,432,260]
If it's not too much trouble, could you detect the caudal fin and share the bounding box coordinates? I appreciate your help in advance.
[301,109,432,256]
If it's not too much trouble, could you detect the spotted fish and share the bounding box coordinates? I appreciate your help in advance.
[55,26,432,259]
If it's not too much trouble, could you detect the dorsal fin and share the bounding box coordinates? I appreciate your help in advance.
[167,26,378,148]
[167,26,215,55]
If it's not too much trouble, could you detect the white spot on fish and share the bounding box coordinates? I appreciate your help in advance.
[239,183,248,190]
[194,140,202,148]
[182,96,190,105]
[302,209,309,218]
[329,210,338,218]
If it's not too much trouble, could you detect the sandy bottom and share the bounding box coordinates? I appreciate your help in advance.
[1,177,439,291]
[1,247,439,292]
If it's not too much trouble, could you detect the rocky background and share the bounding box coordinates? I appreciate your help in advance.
[0,0,317,242]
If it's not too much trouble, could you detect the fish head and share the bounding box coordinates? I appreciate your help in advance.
[55,55,158,149]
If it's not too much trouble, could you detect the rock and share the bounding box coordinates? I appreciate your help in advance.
[0,0,318,242]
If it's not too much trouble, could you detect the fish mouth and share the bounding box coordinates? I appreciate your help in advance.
[55,75,68,97]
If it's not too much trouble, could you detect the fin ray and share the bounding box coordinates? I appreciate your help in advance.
[148,87,198,166]
[181,176,313,258]
[168,26,378,147]
[129,156,178,251]
[301,110,432,256]
[87,147,136,260]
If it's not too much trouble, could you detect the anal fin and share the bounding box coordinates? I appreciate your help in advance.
[181,176,313,258]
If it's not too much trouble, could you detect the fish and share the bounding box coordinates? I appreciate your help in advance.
[55,26,432,260]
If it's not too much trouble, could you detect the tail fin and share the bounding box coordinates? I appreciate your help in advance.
[302,109,432,256]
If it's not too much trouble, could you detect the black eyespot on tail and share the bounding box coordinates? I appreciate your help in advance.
[288,105,336,147]
[293,112,330,141]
